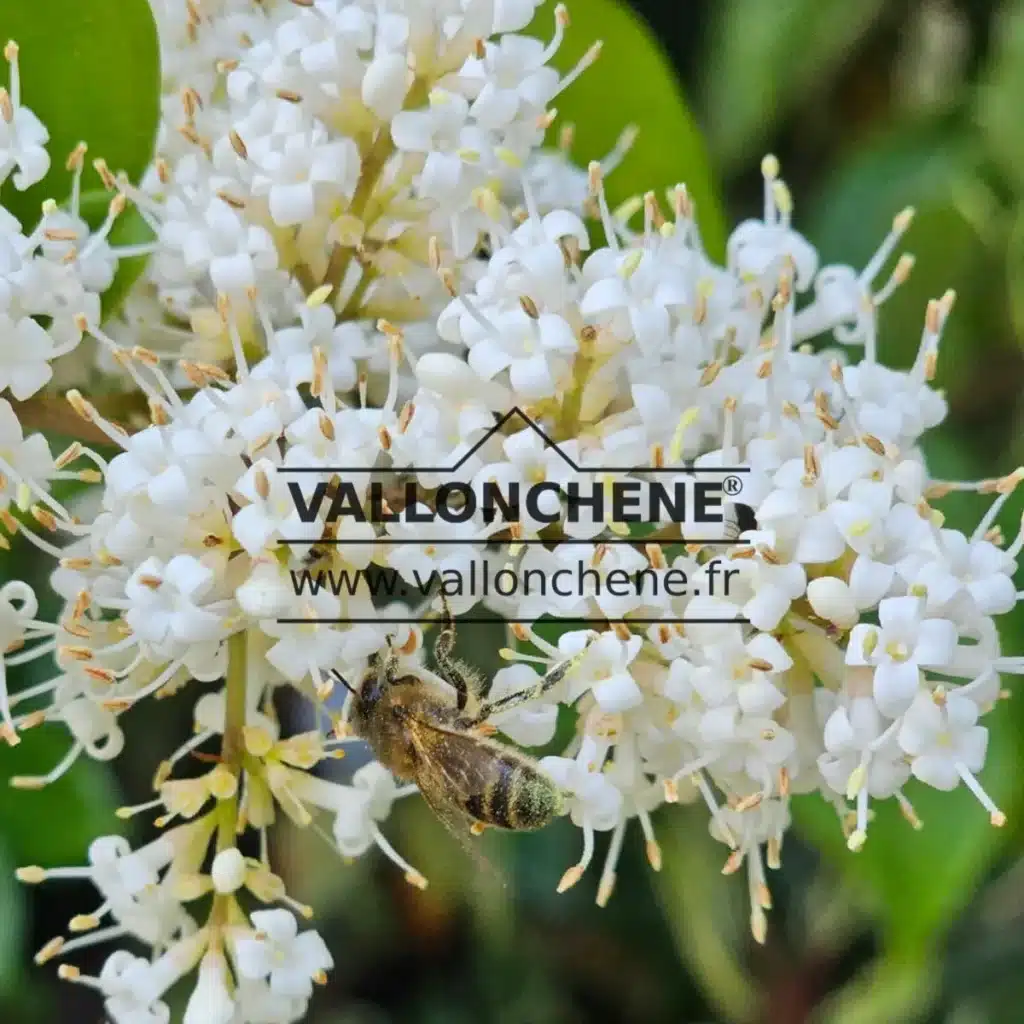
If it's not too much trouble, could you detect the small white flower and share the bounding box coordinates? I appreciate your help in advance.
[237,559,298,620]
[384,506,483,612]
[841,362,946,446]
[540,752,623,831]
[233,460,320,556]
[332,761,401,857]
[721,549,807,632]
[125,555,226,651]
[391,90,483,204]
[235,909,333,1001]
[272,303,360,393]
[910,528,1018,620]
[806,577,859,630]
[847,597,958,716]
[726,160,818,290]
[819,695,909,799]
[231,977,307,1024]
[98,951,172,1024]
[247,105,360,227]
[0,314,57,399]
[168,196,278,295]
[59,695,125,760]
[463,306,578,399]
[899,689,987,791]
[0,46,49,191]
[261,594,348,686]
[570,632,643,712]
[184,951,235,1024]
[580,247,687,355]
[488,664,558,746]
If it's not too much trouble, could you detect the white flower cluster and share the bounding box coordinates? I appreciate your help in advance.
[1,0,1021,1019]
[0,41,144,400]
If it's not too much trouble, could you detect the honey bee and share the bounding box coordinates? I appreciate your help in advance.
[335,603,584,835]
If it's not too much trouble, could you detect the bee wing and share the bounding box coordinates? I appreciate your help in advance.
[406,716,556,833]
[404,717,487,835]
[404,719,508,884]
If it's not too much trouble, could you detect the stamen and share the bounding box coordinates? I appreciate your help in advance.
[51,925,127,957]
[637,811,661,871]
[34,937,66,965]
[895,790,923,830]
[372,827,428,888]
[595,818,626,907]
[554,41,603,100]
[218,296,250,379]
[861,207,914,286]
[588,162,619,251]
[540,4,570,65]
[557,826,595,893]
[692,772,737,849]
[973,469,1024,542]
[601,125,639,178]
[761,155,780,223]
[11,741,84,789]
[956,764,1006,827]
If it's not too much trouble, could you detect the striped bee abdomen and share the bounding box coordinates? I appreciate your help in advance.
[461,753,561,831]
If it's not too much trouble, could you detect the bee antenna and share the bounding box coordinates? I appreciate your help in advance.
[330,669,358,698]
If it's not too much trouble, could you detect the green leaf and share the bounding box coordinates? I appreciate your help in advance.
[976,0,1024,192]
[1005,199,1024,344]
[526,0,726,259]
[791,733,1014,958]
[813,949,940,1024]
[0,841,25,998]
[701,0,886,170]
[805,119,1004,401]
[0,726,121,867]
[653,810,759,1023]
[0,0,160,230]
[78,189,156,319]
[103,205,156,318]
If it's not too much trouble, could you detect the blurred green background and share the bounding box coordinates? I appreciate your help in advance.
[7,0,1024,1021]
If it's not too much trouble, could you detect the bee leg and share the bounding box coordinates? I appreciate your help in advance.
[379,642,402,685]
[471,644,591,722]
[433,592,474,712]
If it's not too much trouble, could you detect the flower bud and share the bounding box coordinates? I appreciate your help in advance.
[361,53,409,119]
[414,352,510,405]
[807,577,858,629]
[211,847,247,894]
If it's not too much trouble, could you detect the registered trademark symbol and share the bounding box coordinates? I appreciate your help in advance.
[723,475,743,496]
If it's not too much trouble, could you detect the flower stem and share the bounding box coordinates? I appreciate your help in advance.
[556,332,597,440]
[323,77,429,297]
[216,630,248,853]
